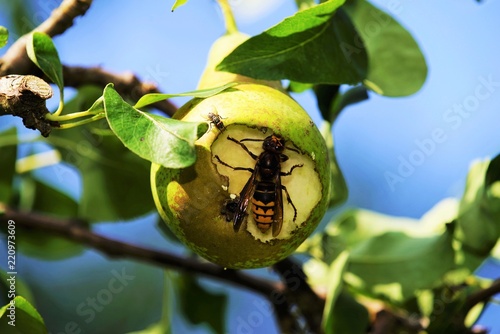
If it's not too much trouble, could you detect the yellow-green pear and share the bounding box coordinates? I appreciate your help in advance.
[151,32,332,269]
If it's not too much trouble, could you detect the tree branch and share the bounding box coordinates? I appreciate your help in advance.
[1,205,311,333]
[62,65,177,116]
[273,257,326,333]
[0,0,177,117]
[0,74,58,136]
[0,0,93,76]
[368,310,422,334]
[1,205,281,296]
[465,278,500,312]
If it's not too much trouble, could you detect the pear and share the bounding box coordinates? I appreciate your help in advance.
[151,32,332,269]
[196,31,283,91]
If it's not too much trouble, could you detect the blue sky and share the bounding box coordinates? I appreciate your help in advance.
[1,0,500,333]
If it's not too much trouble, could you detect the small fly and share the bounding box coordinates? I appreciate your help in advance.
[207,110,226,132]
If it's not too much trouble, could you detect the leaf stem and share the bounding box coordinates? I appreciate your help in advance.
[45,110,100,122]
[52,96,65,117]
[56,113,105,129]
[217,0,238,34]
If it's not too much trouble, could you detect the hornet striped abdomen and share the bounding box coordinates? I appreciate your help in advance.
[252,181,277,233]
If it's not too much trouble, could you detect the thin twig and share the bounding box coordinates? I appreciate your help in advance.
[368,310,423,334]
[465,279,500,312]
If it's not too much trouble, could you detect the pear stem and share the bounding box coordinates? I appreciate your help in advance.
[217,0,238,34]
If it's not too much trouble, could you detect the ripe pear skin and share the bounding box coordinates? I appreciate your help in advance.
[196,31,284,91]
[151,32,331,269]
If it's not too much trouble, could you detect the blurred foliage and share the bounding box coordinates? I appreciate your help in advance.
[0,296,46,334]
[0,0,497,333]
[176,274,228,334]
[300,155,500,333]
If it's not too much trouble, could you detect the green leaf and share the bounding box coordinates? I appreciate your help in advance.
[302,257,333,287]
[306,206,458,302]
[315,84,370,124]
[323,251,350,333]
[343,0,427,96]
[0,26,8,48]
[127,322,168,334]
[30,178,78,217]
[128,270,175,334]
[325,290,369,334]
[171,0,189,12]
[160,271,174,334]
[26,32,64,94]
[492,242,500,261]
[322,200,457,250]
[134,82,237,109]
[304,252,369,334]
[328,85,369,123]
[348,229,455,302]
[456,155,500,269]
[0,127,18,203]
[217,0,368,85]
[314,84,340,120]
[47,86,154,222]
[49,124,154,221]
[465,301,486,329]
[425,286,469,334]
[104,84,208,169]
[320,122,348,208]
[287,81,313,93]
[15,150,60,174]
[296,0,317,11]
[16,178,84,260]
[0,296,47,334]
[176,274,227,334]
